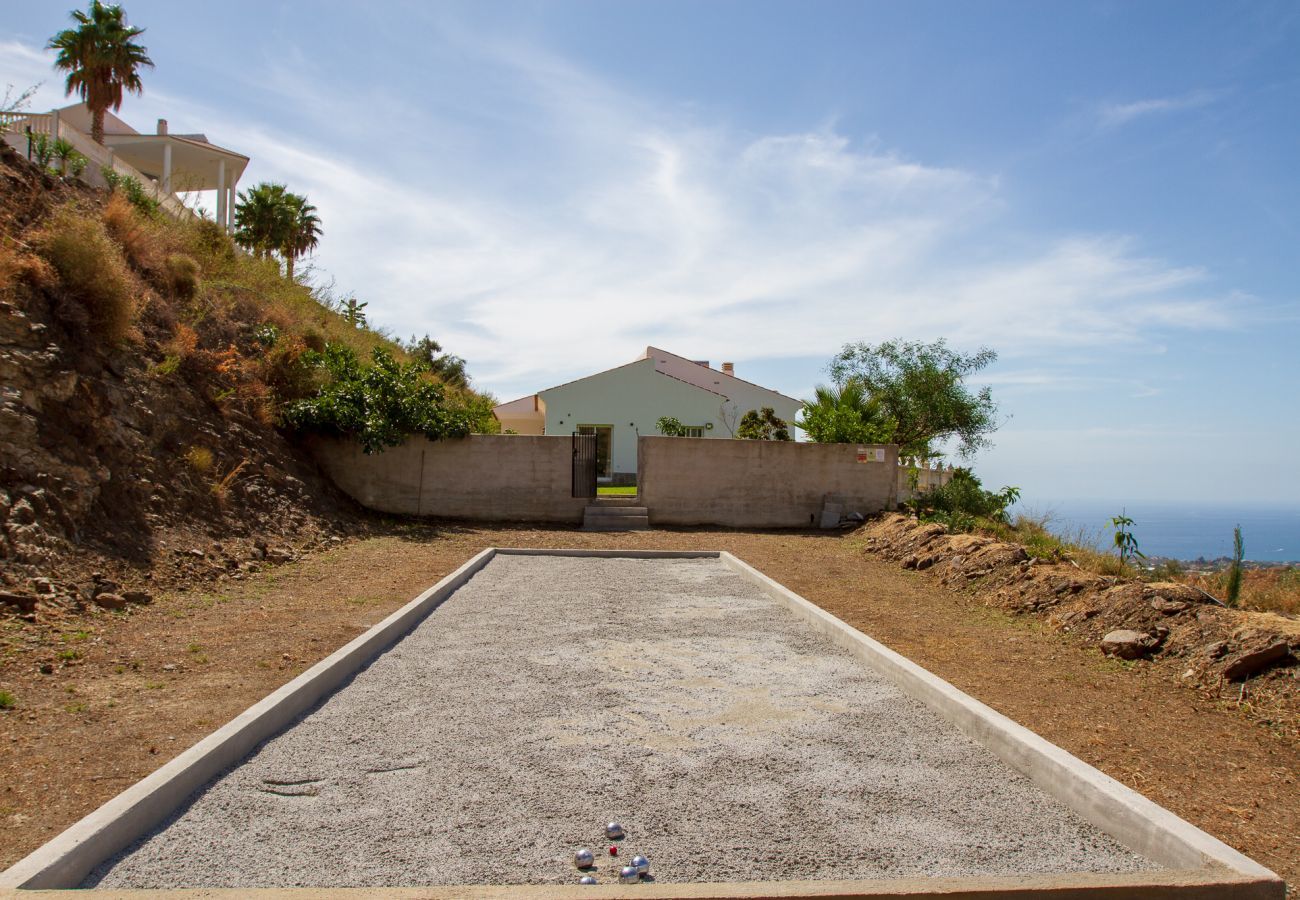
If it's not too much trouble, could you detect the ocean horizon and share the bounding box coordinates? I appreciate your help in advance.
[1012,500,1300,564]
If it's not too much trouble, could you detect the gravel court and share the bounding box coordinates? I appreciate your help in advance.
[86,555,1158,889]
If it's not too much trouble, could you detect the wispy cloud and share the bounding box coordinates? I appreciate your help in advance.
[0,36,1252,401]
[1096,89,1224,128]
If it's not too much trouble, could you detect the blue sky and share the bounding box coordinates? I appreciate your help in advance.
[4,1,1298,507]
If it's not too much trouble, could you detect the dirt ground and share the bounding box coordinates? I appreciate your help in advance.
[2,522,1297,889]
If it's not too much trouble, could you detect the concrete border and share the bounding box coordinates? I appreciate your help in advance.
[717,551,1284,898]
[0,548,498,891]
[0,548,1284,898]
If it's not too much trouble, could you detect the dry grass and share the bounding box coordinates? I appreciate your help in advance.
[36,207,136,342]
[183,446,214,473]
[210,458,248,506]
[1181,568,1300,616]
[0,242,21,296]
[163,253,200,300]
[983,515,1134,577]
[102,193,166,276]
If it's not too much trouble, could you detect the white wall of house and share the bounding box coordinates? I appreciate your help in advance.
[540,359,731,477]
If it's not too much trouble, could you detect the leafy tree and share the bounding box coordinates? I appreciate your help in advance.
[282,345,488,453]
[737,407,791,441]
[48,1,153,145]
[797,380,894,444]
[655,416,687,437]
[406,334,468,388]
[828,339,998,458]
[281,193,321,280]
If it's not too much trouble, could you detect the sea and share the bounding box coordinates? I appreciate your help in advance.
[1012,501,1300,564]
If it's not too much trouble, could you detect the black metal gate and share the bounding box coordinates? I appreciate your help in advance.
[572,432,597,498]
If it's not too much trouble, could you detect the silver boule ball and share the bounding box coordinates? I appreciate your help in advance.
[631,854,650,875]
[578,875,597,885]
[573,848,595,869]
[619,865,639,884]
[605,821,625,840]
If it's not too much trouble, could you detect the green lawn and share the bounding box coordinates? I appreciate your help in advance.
[597,485,638,496]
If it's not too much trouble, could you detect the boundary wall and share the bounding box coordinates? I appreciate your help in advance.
[308,435,586,523]
[638,436,898,527]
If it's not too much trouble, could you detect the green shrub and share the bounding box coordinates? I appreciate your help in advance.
[101,166,160,215]
[0,690,15,710]
[38,210,135,342]
[283,345,490,453]
[912,468,1019,525]
[164,253,200,299]
[656,416,687,436]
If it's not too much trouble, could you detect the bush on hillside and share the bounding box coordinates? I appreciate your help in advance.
[36,210,135,342]
[282,345,492,453]
[911,468,1019,532]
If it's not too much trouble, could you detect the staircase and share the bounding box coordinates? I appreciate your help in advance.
[582,497,649,531]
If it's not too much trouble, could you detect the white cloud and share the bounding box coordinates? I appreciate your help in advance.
[0,36,1251,402]
[1096,89,1223,128]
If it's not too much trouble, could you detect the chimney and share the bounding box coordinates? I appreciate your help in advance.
[722,362,734,376]
[156,118,168,135]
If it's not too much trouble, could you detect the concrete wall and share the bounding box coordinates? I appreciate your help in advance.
[309,435,587,523]
[639,436,898,528]
[897,462,955,502]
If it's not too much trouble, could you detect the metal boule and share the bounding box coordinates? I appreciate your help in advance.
[578,875,597,885]
[619,865,639,883]
[573,848,595,869]
[605,821,625,840]
[631,854,649,875]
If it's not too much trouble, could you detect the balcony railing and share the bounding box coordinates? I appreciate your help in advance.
[1,111,195,221]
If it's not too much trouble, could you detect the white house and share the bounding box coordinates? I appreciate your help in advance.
[1,102,249,230]
[493,347,802,483]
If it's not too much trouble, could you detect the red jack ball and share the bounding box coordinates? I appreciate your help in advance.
[609,845,618,856]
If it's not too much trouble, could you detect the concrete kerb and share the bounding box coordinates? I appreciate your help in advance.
[0,548,499,891]
[0,548,1284,898]
[717,551,1284,898]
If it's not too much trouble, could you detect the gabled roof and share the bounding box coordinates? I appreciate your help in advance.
[642,346,801,405]
[492,347,798,413]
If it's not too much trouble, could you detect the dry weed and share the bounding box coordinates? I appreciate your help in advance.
[210,458,248,506]
[102,193,164,274]
[36,208,136,342]
[183,446,214,473]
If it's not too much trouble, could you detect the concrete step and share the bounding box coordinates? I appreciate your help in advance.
[584,505,648,517]
[583,504,650,531]
[593,496,641,507]
[583,515,650,531]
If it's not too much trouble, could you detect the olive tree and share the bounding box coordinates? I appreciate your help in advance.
[827,339,998,458]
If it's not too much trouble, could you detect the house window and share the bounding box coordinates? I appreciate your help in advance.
[683,426,705,438]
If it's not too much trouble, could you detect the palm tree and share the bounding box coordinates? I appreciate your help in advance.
[797,379,894,444]
[48,2,153,146]
[281,192,321,281]
[233,182,290,259]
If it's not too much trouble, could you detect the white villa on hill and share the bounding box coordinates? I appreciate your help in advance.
[493,347,801,483]
[1,102,249,229]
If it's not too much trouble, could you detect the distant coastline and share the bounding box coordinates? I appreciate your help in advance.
[1016,500,1299,565]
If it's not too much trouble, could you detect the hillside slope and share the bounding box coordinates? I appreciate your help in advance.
[0,144,407,613]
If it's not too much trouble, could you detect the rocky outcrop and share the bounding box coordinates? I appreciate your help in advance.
[0,143,361,621]
[863,513,1298,685]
